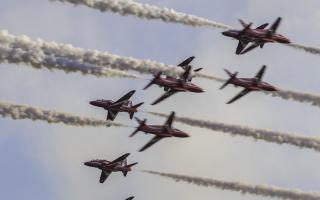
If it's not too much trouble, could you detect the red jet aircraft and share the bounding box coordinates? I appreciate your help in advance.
[84,153,137,183]
[222,17,290,54]
[130,112,189,152]
[220,65,277,104]
[144,57,204,105]
[90,90,144,121]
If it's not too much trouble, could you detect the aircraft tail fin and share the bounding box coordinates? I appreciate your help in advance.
[269,17,282,34]
[144,72,162,90]
[220,69,238,89]
[127,162,138,168]
[133,102,144,109]
[130,118,146,137]
[122,162,138,176]
[193,68,203,72]
[129,102,144,119]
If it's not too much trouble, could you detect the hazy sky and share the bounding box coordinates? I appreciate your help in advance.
[1,0,320,200]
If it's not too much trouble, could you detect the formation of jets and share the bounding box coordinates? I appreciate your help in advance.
[85,17,290,199]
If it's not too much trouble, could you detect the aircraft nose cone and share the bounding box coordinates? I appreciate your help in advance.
[222,31,230,36]
[89,101,97,106]
[183,133,190,138]
[180,131,190,138]
[84,161,90,166]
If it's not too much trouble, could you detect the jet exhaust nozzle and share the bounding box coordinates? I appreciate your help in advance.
[130,118,146,137]
[129,102,144,119]
[220,70,238,89]
[144,72,162,90]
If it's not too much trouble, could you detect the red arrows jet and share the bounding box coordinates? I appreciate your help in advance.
[220,65,277,104]
[84,153,137,183]
[130,112,189,152]
[90,90,144,121]
[144,57,204,105]
[222,17,290,54]
[126,197,135,200]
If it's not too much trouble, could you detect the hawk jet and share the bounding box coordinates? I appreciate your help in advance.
[90,90,143,121]
[220,65,277,104]
[130,112,189,152]
[222,17,290,54]
[84,153,137,183]
[144,57,204,105]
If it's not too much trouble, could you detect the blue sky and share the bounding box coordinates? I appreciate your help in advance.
[1,0,320,200]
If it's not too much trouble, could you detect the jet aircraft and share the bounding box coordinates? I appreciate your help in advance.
[84,153,137,183]
[220,65,277,104]
[222,17,290,54]
[130,112,189,152]
[144,57,204,105]
[90,90,143,121]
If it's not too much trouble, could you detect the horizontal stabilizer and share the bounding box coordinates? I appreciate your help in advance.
[144,72,162,90]
[220,70,238,89]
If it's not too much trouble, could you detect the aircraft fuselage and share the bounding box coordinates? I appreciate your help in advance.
[231,78,277,91]
[154,78,204,93]
[84,160,131,172]
[139,124,189,138]
[89,100,138,113]
[222,29,290,44]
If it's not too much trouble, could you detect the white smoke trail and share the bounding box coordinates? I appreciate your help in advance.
[267,89,320,107]
[51,0,232,30]
[142,170,320,200]
[0,31,138,79]
[148,112,320,152]
[286,43,320,55]
[0,29,203,79]
[0,101,126,127]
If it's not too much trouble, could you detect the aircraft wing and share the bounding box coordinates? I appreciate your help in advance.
[151,90,178,105]
[227,88,251,104]
[114,90,136,104]
[256,23,269,29]
[269,17,281,33]
[126,196,135,200]
[178,56,195,67]
[99,170,112,183]
[110,153,130,164]
[107,110,119,121]
[139,135,163,152]
[254,65,266,81]
[236,41,248,55]
[164,112,175,128]
[240,42,261,54]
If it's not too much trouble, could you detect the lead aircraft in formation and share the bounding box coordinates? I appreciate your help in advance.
[222,17,290,54]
